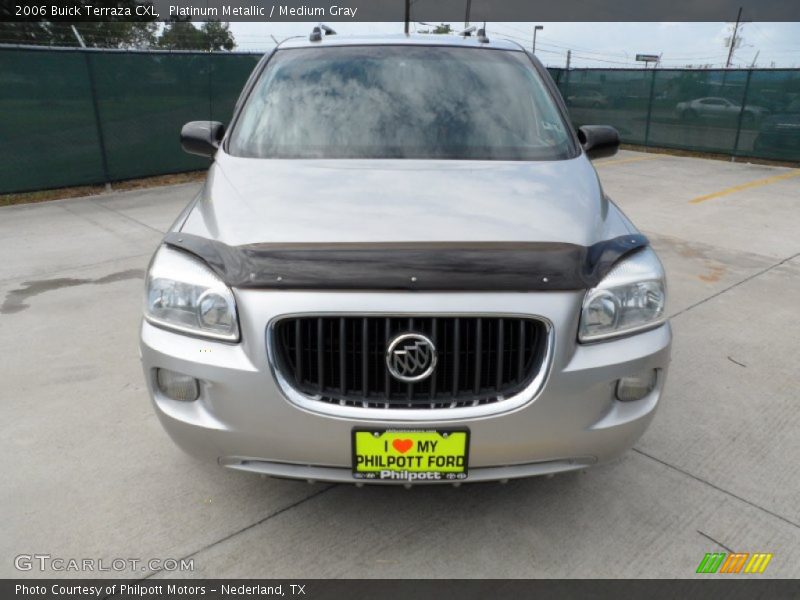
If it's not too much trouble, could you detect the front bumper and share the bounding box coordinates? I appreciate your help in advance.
[139,290,671,484]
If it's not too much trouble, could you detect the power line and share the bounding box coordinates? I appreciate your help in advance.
[569,53,640,66]
[490,26,618,58]
[725,7,744,68]
[492,23,631,57]
[748,23,775,45]
[490,24,800,68]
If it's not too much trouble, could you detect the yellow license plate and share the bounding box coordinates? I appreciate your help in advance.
[352,429,469,482]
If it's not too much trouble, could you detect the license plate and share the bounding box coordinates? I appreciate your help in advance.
[352,429,469,482]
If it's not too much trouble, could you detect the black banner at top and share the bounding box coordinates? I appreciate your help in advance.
[3,0,800,22]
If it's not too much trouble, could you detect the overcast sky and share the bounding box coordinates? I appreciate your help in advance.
[226,22,800,68]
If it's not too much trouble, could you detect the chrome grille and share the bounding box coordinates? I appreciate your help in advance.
[271,316,548,409]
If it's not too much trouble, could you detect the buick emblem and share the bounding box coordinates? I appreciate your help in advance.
[386,333,437,383]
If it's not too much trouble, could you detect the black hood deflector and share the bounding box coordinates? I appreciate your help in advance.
[163,233,649,291]
[163,233,648,291]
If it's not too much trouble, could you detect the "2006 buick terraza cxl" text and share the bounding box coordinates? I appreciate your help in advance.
[139,31,671,485]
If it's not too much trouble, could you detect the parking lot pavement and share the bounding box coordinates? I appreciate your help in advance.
[2,150,798,579]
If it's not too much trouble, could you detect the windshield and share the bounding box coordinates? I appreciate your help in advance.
[228,46,575,161]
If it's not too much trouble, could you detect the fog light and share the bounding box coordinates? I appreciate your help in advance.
[615,370,657,402]
[156,368,199,401]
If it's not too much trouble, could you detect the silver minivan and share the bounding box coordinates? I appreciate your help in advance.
[140,33,671,485]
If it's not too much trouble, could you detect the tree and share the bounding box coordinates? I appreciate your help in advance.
[0,21,158,48]
[157,16,205,50]
[0,1,157,48]
[202,21,235,51]
[157,18,236,51]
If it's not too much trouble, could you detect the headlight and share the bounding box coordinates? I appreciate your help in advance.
[144,245,239,341]
[579,247,666,342]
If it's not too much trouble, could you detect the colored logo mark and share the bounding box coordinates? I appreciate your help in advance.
[696,552,773,574]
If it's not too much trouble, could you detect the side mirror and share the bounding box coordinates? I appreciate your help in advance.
[577,125,620,160]
[181,121,225,158]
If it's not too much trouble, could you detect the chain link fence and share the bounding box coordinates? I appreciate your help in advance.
[2,46,799,195]
[1,46,260,194]
[549,66,800,162]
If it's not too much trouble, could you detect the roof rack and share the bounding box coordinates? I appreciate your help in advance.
[309,24,337,42]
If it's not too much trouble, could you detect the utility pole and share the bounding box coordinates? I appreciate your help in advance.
[532,25,543,54]
[70,25,86,48]
[749,50,760,68]
[464,0,472,28]
[404,0,410,34]
[566,49,571,70]
[725,6,743,68]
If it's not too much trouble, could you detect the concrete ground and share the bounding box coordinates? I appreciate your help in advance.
[2,150,798,579]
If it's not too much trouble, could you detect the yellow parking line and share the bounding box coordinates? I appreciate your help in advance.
[594,155,662,167]
[690,169,800,204]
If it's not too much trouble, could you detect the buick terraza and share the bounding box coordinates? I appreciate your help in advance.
[140,33,671,484]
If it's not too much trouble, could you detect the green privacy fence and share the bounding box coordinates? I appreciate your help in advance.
[548,66,800,162]
[0,46,261,194]
[1,46,799,194]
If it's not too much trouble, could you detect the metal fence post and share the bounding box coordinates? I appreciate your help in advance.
[731,69,754,162]
[83,51,112,188]
[643,68,657,149]
[207,46,213,123]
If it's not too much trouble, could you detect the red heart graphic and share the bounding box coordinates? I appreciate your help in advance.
[392,439,413,454]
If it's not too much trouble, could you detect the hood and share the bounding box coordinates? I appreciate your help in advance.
[180,151,630,248]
